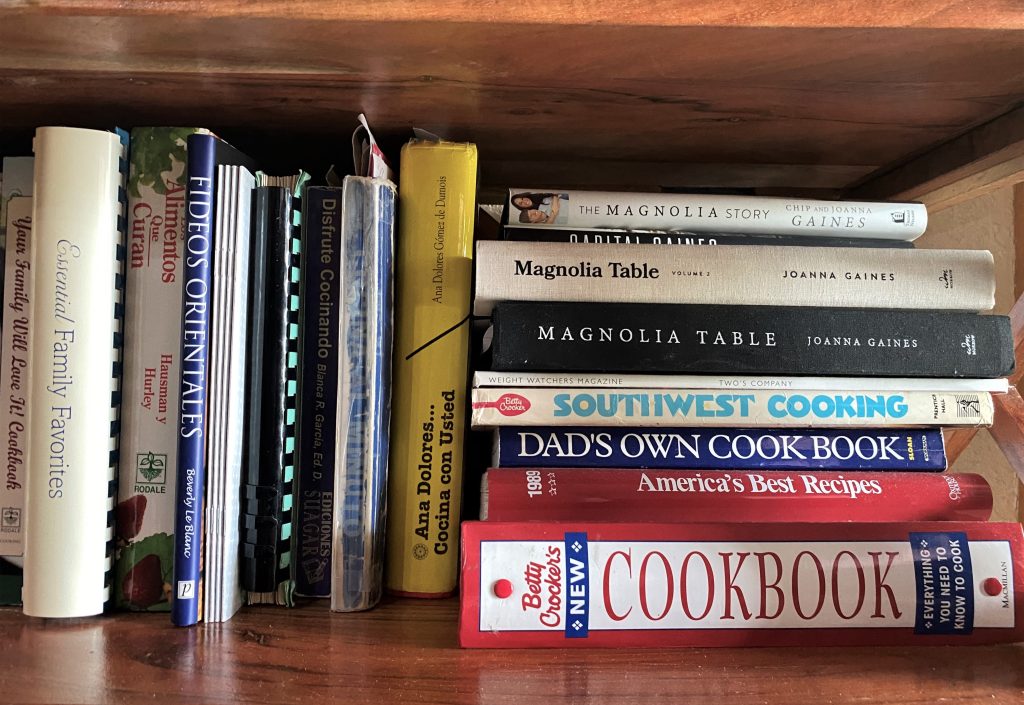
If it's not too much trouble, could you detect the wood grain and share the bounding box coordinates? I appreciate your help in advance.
[850,106,1024,208]
[0,14,1022,190]
[6,0,1024,29]
[990,388,1024,486]
[0,600,1022,705]
[943,428,980,466]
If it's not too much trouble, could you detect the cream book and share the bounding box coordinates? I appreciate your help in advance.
[23,127,126,618]
[0,159,34,560]
[116,127,201,612]
[472,241,995,316]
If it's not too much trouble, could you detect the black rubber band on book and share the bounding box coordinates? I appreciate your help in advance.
[405,314,471,360]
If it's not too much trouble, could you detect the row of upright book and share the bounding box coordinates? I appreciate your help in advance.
[0,123,399,623]
[453,188,1023,647]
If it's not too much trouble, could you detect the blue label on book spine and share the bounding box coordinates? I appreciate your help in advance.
[911,532,974,635]
[564,532,589,639]
[495,427,946,471]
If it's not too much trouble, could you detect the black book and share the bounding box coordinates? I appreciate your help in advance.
[503,226,916,248]
[490,301,1014,378]
[242,186,301,598]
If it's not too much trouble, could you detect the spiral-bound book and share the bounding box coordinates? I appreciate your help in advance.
[242,175,307,608]
[23,127,127,618]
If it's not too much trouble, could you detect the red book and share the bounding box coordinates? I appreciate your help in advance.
[459,521,1023,648]
[480,469,992,523]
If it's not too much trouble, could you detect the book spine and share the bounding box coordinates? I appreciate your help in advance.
[472,241,995,316]
[0,194,33,559]
[24,127,125,618]
[172,132,216,626]
[460,521,1024,647]
[331,176,396,612]
[296,187,342,598]
[386,140,477,597]
[242,186,301,608]
[481,470,990,522]
[205,164,256,623]
[490,302,1014,378]
[471,388,993,428]
[115,127,196,612]
[502,226,915,248]
[472,371,1010,393]
[505,188,926,239]
[494,427,947,471]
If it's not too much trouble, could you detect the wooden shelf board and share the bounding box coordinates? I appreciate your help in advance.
[8,0,1024,30]
[848,105,1024,206]
[0,14,1022,192]
[0,599,1022,704]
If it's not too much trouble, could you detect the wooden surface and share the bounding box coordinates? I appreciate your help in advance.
[7,0,1024,29]
[0,8,1023,192]
[850,106,1024,206]
[991,388,1024,486]
[0,599,1021,705]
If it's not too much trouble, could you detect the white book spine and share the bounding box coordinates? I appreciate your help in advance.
[205,165,254,623]
[506,188,926,239]
[472,241,995,316]
[24,127,125,618]
[0,196,33,557]
[470,388,993,429]
[471,371,1010,393]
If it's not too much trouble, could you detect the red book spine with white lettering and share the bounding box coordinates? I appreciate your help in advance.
[459,521,1024,648]
[480,470,992,523]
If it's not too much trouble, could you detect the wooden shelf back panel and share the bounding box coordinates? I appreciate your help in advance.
[1,600,1023,705]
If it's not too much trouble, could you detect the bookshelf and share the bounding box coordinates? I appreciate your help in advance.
[1,2,1023,702]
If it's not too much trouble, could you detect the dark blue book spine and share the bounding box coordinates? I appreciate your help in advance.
[494,427,947,471]
[296,187,342,597]
[172,133,216,626]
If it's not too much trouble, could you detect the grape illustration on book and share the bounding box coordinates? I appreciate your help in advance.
[127,127,195,198]
[114,532,174,610]
[115,494,147,543]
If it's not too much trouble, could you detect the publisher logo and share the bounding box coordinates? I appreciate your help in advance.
[1,508,20,533]
[955,395,982,418]
[961,334,977,356]
[176,580,196,600]
[473,393,532,417]
[136,452,167,484]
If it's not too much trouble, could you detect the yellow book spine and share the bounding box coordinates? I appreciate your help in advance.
[386,140,477,596]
